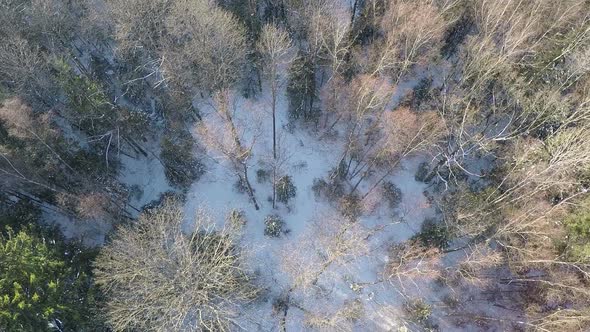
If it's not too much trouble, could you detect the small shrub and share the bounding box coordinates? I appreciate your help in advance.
[234,177,248,193]
[382,181,402,209]
[415,162,430,182]
[160,131,203,189]
[76,192,110,219]
[143,191,183,211]
[404,298,432,323]
[341,299,364,321]
[293,161,307,171]
[276,175,297,204]
[264,214,286,237]
[272,295,289,315]
[70,149,115,177]
[227,209,246,230]
[413,219,451,249]
[312,177,346,201]
[339,194,362,221]
[411,77,433,109]
[312,178,329,198]
[564,198,590,261]
[442,294,460,310]
[287,52,317,122]
[329,159,348,181]
[128,184,143,201]
[256,169,271,183]
[441,14,473,58]
[0,198,40,233]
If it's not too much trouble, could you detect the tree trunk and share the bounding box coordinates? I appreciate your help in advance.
[272,85,277,159]
[272,163,276,209]
[242,163,259,210]
[272,81,277,209]
[351,0,359,26]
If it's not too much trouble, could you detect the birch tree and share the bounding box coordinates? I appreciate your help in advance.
[257,23,293,207]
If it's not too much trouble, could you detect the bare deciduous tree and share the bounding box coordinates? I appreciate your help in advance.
[257,23,293,160]
[94,199,258,331]
[257,23,294,207]
[308,0,353,77]
[386,240,442,293]
[276,210,369,330]
[103,0,170,56]
[197,90,261,210]
[353,107,444,197]
[0,37,53,104]
[281,211,369,292]
[163,0,248,96]
[363,0,454,81]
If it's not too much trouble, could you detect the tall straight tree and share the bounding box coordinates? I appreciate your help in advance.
[257,23,293,207]
[257,23,293,159]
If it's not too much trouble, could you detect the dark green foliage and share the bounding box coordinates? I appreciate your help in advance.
[160,131,203,189]
[404,298,432,323]
[382,181,402,209]
[68,149,116,178]
[0,198,40,235]
[264,214,286,237]
[441,14,473,58]
[256,168,270,183]
[330,158,348,181]
[579,169,590,191]
[218,0,262,41]
[287,52,317,122]
[415,162,430,182]
[276,175,296,204]
[218,0,264,98]
[411,77,433,109]
[55,58,150,143]
[0,209,104,331]
[312,177,345,201]
[351,0,387,46]
[262,1,286,24]
[413,219,451,249]
[564,199,590,262]
[54,59,113,134]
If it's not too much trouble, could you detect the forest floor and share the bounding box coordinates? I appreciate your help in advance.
[183,87,436,330]
[42,67,517,331]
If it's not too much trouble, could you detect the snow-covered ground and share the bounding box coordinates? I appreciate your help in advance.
[41,207,110,247]
[179,83,443,330]
[39,55,515,329]
[117,136,173,212]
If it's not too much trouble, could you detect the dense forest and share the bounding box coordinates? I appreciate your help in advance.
[1,0,590,331]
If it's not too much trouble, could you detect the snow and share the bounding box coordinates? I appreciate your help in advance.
[41,206,111,247]
[117,136,173,213]
[390,61,451,109]
[181,82,440,330]
[38,47,513,328]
